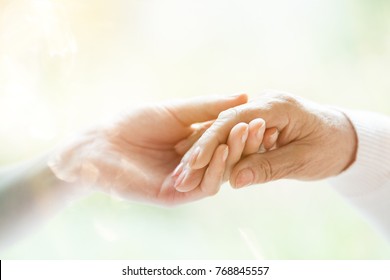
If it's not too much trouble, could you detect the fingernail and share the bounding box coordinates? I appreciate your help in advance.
[269,129,279,143]
[172,162,184,178]
[258,144,266,153]
[189,146,201,167]
[235,168,254,188]
[256,122,265,140]
[222,147,229,162]
[174,168,187,189]
[241,127,249,143]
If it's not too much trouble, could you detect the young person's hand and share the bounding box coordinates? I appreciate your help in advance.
[48,94,247,206]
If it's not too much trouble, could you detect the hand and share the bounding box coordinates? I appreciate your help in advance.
[182,91,357,188]
[48,94,247,205]
[173,118,279,192]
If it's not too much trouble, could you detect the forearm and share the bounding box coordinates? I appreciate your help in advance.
[0,154,87,249]
[329,110,390,239]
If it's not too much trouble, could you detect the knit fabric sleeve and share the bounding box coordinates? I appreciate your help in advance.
[329,110,390,238]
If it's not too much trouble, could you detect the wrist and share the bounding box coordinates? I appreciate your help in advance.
[330,110,390,197]
[45,153,91,203]
[338,110,358,172]
[20,156,87,211]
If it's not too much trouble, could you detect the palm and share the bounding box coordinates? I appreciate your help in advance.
[107,105,195,205]
[103,97,246,205]
[52,95,247,206]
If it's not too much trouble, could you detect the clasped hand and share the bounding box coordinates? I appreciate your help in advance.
[49,92,357,206]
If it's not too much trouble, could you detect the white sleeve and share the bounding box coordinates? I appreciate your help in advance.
[329,110,390,239]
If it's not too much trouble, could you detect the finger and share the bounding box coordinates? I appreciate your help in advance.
[163,94,248,126]
[174,143,229,193]
[174,166,206,192]
[263,127,279,150]
[174,120,213,156]
[243,118,265,155]
[160,144,227,204]
[223,123,248,180]
[160,169,206,205]
[174,123,247,191]
[230,144,304,188]
[199,144,229,196]
[187,99,289,170]
[160,145,228,204]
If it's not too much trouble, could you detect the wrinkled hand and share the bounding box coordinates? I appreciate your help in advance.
[183,91,357,188]
[48,94,247,205]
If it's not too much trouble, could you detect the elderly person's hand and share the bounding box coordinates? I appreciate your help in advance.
[48,94,247,205]
[179,91,358,188]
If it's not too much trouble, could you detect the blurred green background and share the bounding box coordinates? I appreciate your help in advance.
[1,0,390,259]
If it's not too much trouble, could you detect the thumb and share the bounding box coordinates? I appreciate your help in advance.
[163,93,248,126]
[230,144,306,188]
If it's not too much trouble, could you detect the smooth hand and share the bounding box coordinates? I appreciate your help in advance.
[48,94,247,205]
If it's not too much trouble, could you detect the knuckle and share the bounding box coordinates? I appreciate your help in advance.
[202,184,220,196]
[263,91,299,106]
[262,92,302,122]
[255,158,274,183]
[218,108,238,120]
[208,187,220,196]
[277,92,296,102]
[201,167,223,196]
[200,127,214,139]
